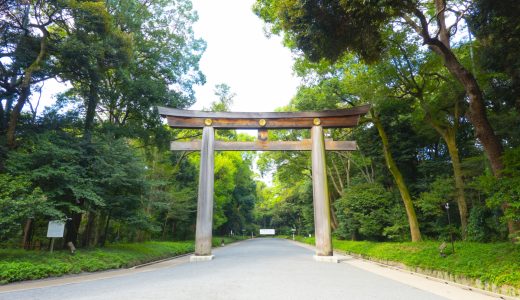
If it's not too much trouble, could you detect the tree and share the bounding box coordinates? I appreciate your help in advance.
[380,40,471,237]
[80,134,148,247]
[97,0,205,131]
[478,148,520,241]
[0,0,61,147]
[6,128,98,247]
[55,0,132,140]
[330,61,425,242]
[469,0,520,114]
[0,174,62,245]
[335,182,405,241]
[209,83,235,112]
[254,0,504,178]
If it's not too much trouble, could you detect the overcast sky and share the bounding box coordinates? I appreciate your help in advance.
[190,0,299,112]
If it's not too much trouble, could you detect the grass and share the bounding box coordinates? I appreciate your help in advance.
[290,236,520,289]
[0,236,245,284]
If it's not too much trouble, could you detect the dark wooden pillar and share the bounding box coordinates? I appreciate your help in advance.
[311,125,333,256]
[194,126,215,256]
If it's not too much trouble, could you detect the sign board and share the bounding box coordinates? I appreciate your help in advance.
[259,229,275,235]
[47,221,65,238]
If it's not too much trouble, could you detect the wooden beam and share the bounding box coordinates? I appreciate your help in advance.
[164,115,361,129]
[170,140,357,151]
[157,105,371,129]
[158,104,371,119]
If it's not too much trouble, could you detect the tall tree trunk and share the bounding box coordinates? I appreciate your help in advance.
[6,28,49,148]
[162,217,170,240]
[425,30,520,239]
[22,218,34,249]
[330,205,338,230]
[372,111,422,242]
[78,74,100,246]
[83,73,100,142]
[444,131,468,237]
[82,211,96,247]
[93,214,102,246]
[346,159,351,188]
[423,104,469,238]
[428,41,504,176]
[100,210,111,247]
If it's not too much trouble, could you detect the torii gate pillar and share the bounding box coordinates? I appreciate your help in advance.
[311,125,333,257]
[191,126,215,261]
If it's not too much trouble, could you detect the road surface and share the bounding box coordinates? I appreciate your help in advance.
[0,238,501,300]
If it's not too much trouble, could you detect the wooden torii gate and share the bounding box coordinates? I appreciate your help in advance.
[158,104,370,262]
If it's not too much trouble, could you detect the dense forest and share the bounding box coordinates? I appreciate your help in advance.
[1,0,519,252]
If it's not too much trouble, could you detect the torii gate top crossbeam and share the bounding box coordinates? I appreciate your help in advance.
[157,105,370,129]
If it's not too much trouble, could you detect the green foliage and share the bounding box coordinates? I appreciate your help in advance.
[210,83,235,112]
[254,0,413,63]
[477,148,520,239]
[96,0,206,131]
[468,0,520,148]
[6,130,97,213]
[291,236,520,289]
[0,0,259,251]
[469,0,520,80]
[335,183,406,241]
[466,205,505,242]
[416,177,460,239]
[5,129,147,221]
[0,241,192,284]
[0,174,62,241]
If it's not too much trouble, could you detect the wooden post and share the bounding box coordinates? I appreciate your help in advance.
[258,129,268,141]
[194,126,215,256]
[311,125,333,256]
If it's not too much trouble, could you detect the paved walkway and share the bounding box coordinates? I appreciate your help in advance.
[0,238,502,300]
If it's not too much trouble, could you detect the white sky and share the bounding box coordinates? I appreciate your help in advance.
[190,0,299,112]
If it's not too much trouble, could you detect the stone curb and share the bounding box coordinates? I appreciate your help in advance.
[130,252,194,269]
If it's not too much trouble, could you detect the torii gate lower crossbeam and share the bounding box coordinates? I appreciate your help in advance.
[158,105,370,262]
